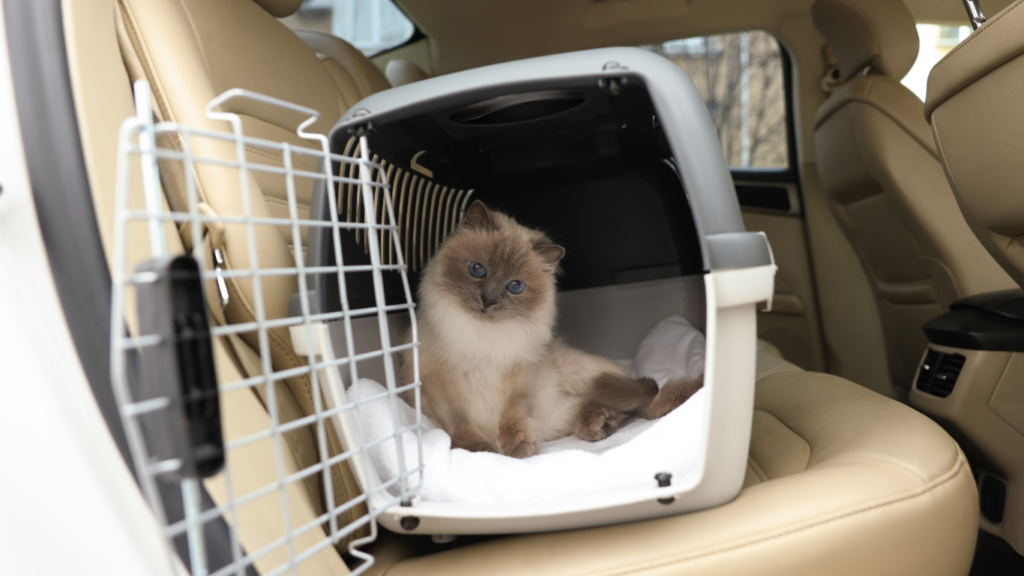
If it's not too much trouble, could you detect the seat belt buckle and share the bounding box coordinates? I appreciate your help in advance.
[213,247,229,307]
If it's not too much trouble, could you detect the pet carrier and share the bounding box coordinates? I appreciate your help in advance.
[313,47,776,536]
[110,46,774,575]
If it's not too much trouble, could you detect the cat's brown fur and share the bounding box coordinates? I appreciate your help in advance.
[401,200,702,458]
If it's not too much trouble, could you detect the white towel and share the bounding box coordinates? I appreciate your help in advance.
[631,314,706,383]
[349,314,706,504]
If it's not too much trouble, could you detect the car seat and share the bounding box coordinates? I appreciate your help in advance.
[811,0,1015,395]
[61,0,979,573]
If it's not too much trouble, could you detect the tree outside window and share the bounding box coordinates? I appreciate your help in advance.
[280,0,416,57]
[642,32,789,169]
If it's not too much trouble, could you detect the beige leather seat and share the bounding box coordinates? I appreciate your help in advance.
[925,0,1024,288]
[291,30,430,89]
[291,28,393,101]
[385,59,431,87]
[115,0,390,550]
[811,0,1015,395]
[924,0,1024,555]
[367,361,978,576]
[66,0,978,573]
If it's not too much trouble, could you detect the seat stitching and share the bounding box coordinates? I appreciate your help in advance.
[264,196,311,211]
[819,96,939,160]
[758,386,941,483]
[117,3,199,203]
[589,453,968,576]
[927,0,1024,112]
[938,0,1024,65]
[246,145,318,170]
[751,409,811,471]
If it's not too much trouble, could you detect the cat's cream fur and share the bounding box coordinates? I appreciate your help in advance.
[401,200,701,458]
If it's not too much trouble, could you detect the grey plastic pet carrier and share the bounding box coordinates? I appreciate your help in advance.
[111,47,775,576]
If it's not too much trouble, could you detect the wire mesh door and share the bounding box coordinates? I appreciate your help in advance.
[109,80,424,576]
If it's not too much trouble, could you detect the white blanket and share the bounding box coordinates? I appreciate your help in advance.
[350,315,706,504]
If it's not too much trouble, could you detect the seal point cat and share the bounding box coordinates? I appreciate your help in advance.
[401,200,702,458]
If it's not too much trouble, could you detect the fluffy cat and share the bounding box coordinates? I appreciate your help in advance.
[401,200,702,458]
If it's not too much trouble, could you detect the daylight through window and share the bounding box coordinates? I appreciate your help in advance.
[641,32,789,169]
[901,24,972,102]
[281,0,416,56]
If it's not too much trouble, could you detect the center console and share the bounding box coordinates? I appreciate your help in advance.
[911,289,1024,554]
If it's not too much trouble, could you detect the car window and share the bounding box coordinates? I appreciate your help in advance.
[901,24,972,102]
[641,32,789,170]
[280,0,416,57]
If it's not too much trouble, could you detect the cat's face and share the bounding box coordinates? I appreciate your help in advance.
[423,201,564,324]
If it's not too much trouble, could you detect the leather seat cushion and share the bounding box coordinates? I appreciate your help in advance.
[367,370,977,576]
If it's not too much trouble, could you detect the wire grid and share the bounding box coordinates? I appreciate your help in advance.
[109,81,425,576]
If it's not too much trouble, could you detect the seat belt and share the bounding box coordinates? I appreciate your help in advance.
[180,203,370,547]
[179,203,265,379]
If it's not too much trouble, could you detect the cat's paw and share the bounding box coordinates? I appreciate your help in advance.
[497,424,539,459]
[575,404,628,442]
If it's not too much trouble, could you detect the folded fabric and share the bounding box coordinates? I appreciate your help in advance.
[349,314,706,504]
[631,314,706,383]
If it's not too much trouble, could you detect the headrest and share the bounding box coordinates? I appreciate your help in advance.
[925,0,1024,118]
[253,0,302,18]
[812,0,919,82]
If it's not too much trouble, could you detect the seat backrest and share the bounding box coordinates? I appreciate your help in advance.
[292,28,393,100]
[385,59,431,87]
[811,0,1014,392]
[925,0,1024,288]
[114,0,392,555]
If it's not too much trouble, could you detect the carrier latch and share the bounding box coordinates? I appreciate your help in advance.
[655,472,675,505]
[599,61,630,97]
[135,255,225,480]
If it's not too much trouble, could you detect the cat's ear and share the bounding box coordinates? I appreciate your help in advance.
[534,244,565,269]
[461,200,496,231]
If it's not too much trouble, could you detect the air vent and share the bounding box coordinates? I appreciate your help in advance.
[916,349,966,398]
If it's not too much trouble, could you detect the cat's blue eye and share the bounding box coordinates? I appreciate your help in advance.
[507,280,525,294]
[468,261,487,278]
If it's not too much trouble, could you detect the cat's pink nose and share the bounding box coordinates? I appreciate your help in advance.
[481,294,498,310]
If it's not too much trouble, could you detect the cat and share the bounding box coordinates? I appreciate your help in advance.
[400,200,703,458]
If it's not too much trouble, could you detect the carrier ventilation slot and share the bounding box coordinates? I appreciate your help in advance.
[916,349,965,398]
[339,137,474,272]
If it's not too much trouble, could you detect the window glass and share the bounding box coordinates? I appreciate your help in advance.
[641,32,789,169]
[280,0,416,57]
[901,24,972,102]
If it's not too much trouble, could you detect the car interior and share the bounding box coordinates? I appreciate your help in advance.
[5,0,1024,573]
